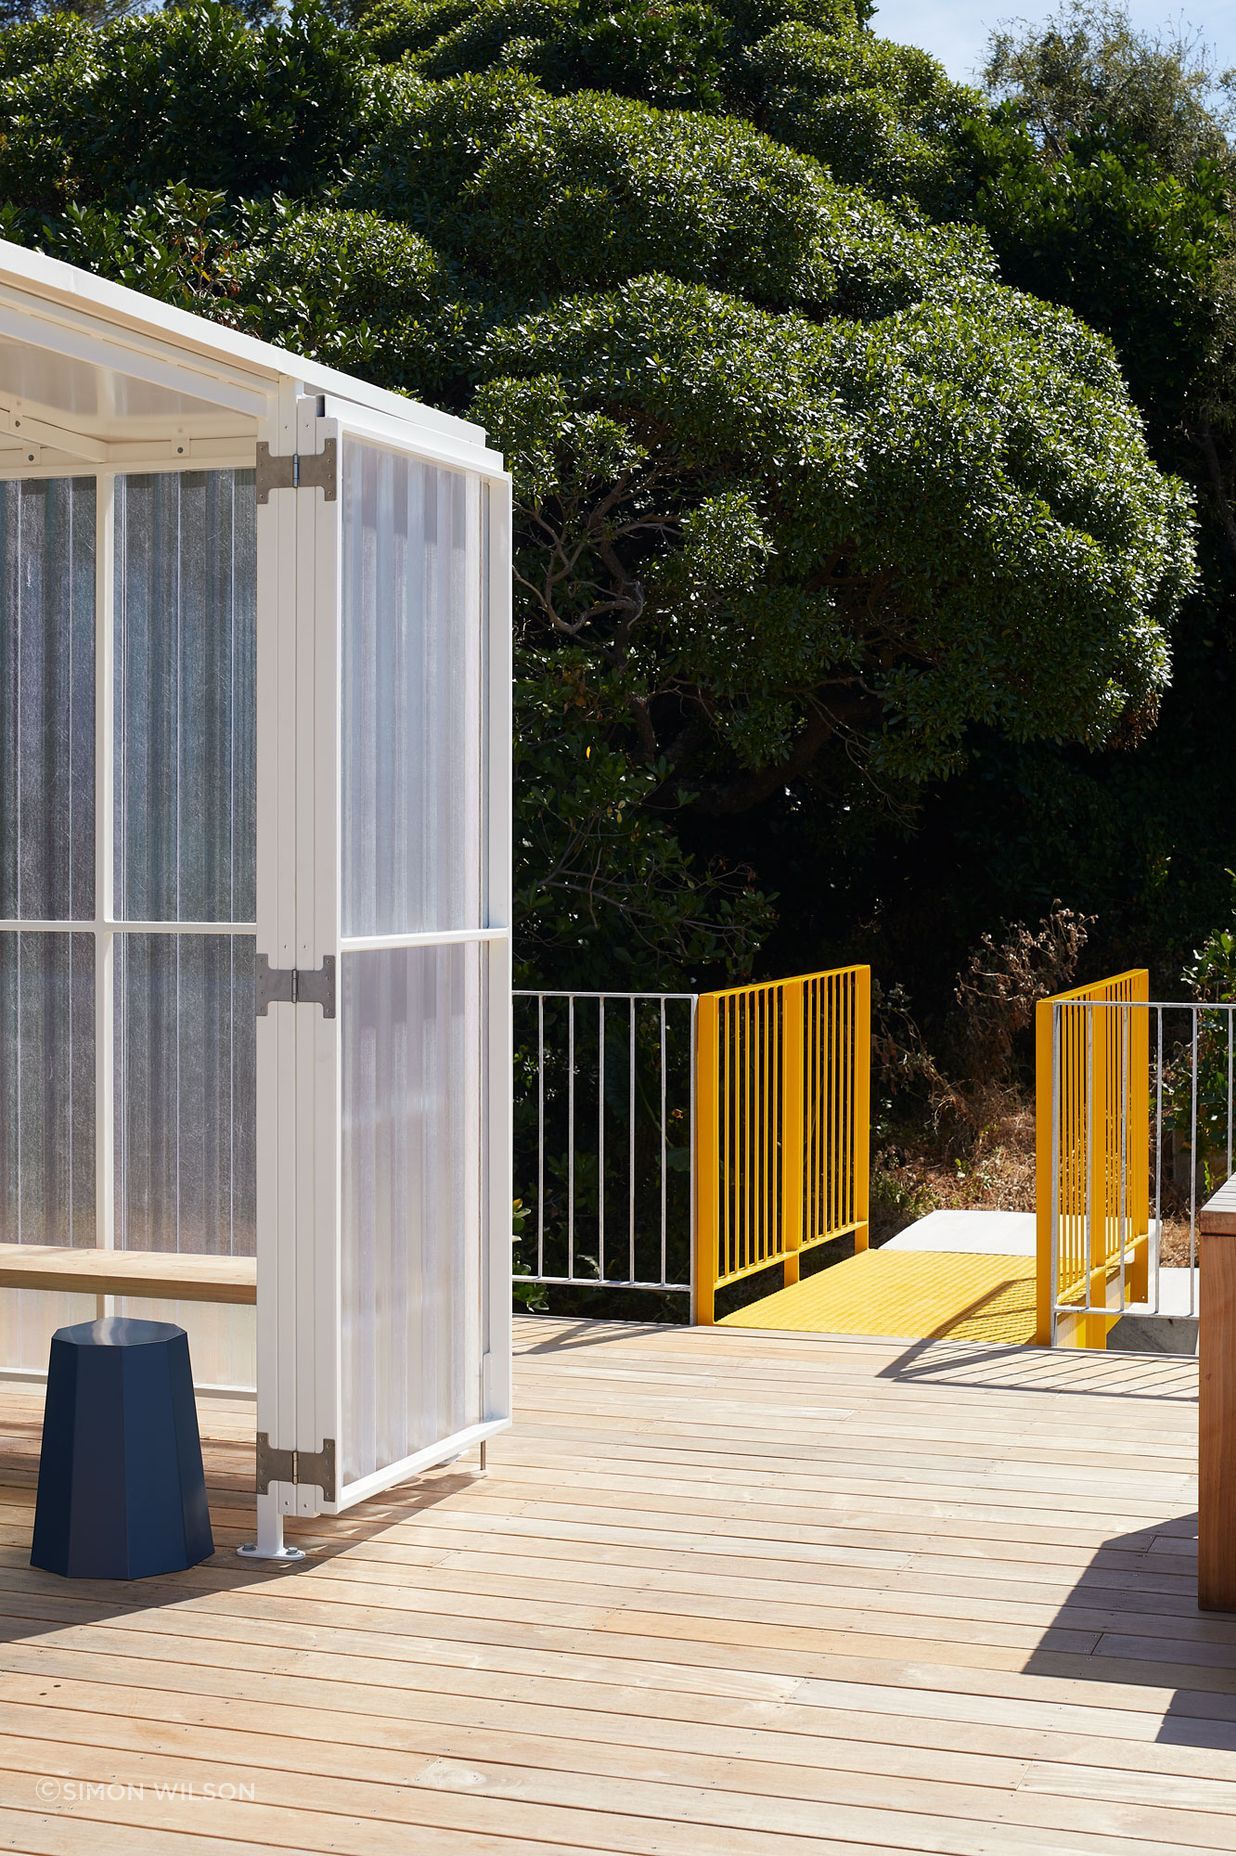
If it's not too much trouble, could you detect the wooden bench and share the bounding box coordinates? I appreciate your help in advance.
[1199,1174,1236,1609]
[0,1244,256,1306]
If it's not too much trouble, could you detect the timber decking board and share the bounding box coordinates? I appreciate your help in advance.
[0,1313,1217,1856]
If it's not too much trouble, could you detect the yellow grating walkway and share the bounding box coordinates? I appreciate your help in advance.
[720,1245,1039,1345]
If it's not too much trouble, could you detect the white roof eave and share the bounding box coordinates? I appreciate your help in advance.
[0,236,499,464]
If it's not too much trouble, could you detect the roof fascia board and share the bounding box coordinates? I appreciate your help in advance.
[321,395,507,480]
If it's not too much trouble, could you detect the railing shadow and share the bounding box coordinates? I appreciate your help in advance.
[877,1332,1199,1401]
[883,1271,1037,1350]
[513,1313,681,1354]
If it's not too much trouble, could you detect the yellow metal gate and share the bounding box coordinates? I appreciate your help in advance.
[693,967,871,1325]
[1035,970,1150,1347]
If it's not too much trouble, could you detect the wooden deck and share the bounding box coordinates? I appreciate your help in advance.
[0,1313,1222,1856]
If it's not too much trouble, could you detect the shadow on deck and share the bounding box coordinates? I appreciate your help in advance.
[865,1329,1226,1754]
[1017,1514,1236,1756]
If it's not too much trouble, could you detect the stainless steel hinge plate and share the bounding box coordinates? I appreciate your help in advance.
[256,1432,337,1502]
[255,437,338,504]
[255,953,335,1019]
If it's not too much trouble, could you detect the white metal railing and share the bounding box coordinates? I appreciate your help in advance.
[1040,994,1235,1343]
[513,990,696,1295]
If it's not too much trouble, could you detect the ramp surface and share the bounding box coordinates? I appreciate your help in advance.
[720,1245,1038,1345]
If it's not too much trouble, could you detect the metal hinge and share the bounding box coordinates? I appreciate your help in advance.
[256,1432,337,1502]
[255,953,335,1019]
[255,437,337,504]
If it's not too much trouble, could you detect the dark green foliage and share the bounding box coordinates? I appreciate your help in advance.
[17,186,478,405]
[0,1,368,213]
[479,273,1188,808]
[512,646,776,984]
[347,70,992,316]
[906,3,1236,1011]
[0,16,79,72]
[0,0,1212,996]
[355,0,866,83]
[220,204,478,400]
[743,22,982,208]
[961,114,1231,443]
[355,0,972,207]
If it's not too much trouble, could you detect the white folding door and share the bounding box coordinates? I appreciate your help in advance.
[255,398,511,1527]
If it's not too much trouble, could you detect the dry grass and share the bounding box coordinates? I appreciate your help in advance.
[872,1084,1206,1270]
[871,1089,1036,1245]
[918,1097,1037,1212]
[1159,1217,1197,1267]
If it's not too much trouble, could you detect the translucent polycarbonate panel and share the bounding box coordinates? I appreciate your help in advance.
[341,444,482,937]
[113,1299,255,1393]
[0,1288,98,1374]
[341,941,484,1485]
[114,471,256,923]
[0,478,95,921]
[0,932,94,1245]
[114,933,256,1256]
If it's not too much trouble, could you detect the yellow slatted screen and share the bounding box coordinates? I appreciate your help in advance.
[1035,970,1150,1348]
[694,967,870,1324]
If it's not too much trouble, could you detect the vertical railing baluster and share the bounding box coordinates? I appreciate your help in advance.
[660,996,667,1288]
[1117,1001,1128,1315]
[1129,979,1150,1306]
[1076,1009,1091,1343]
[1217,1009,1224,1180]
[628,997,636,1285]
[688,995,697,1305]
[1191,1006,1199,1288]
[749,994,760,1269]
[567,994,575,1281]
[1049,1003,1061,1346]
[781,979,804,1288]
[854,966,871,1251]
[743,990,751,1279]
[597,996,605,1284]
[693,992,719,1324]
[1154,1006,1163,1316]
[537,993,545,1278]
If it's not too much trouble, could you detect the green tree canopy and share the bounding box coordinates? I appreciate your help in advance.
[877,0,1236,1015]
[0,0,1200,986]
[983,0,1236,178]
[355,0,980,206]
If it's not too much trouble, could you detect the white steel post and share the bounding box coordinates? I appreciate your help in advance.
[238,1489,299,1562]
[241,390,307,1561]
[94,474,116,1318]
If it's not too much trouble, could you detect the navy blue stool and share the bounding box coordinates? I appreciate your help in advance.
[31,1316,214,1579]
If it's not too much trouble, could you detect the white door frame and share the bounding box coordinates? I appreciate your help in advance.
[250,395,512,1548]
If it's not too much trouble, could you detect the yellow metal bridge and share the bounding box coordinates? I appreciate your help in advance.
[692,964,1148,1349]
